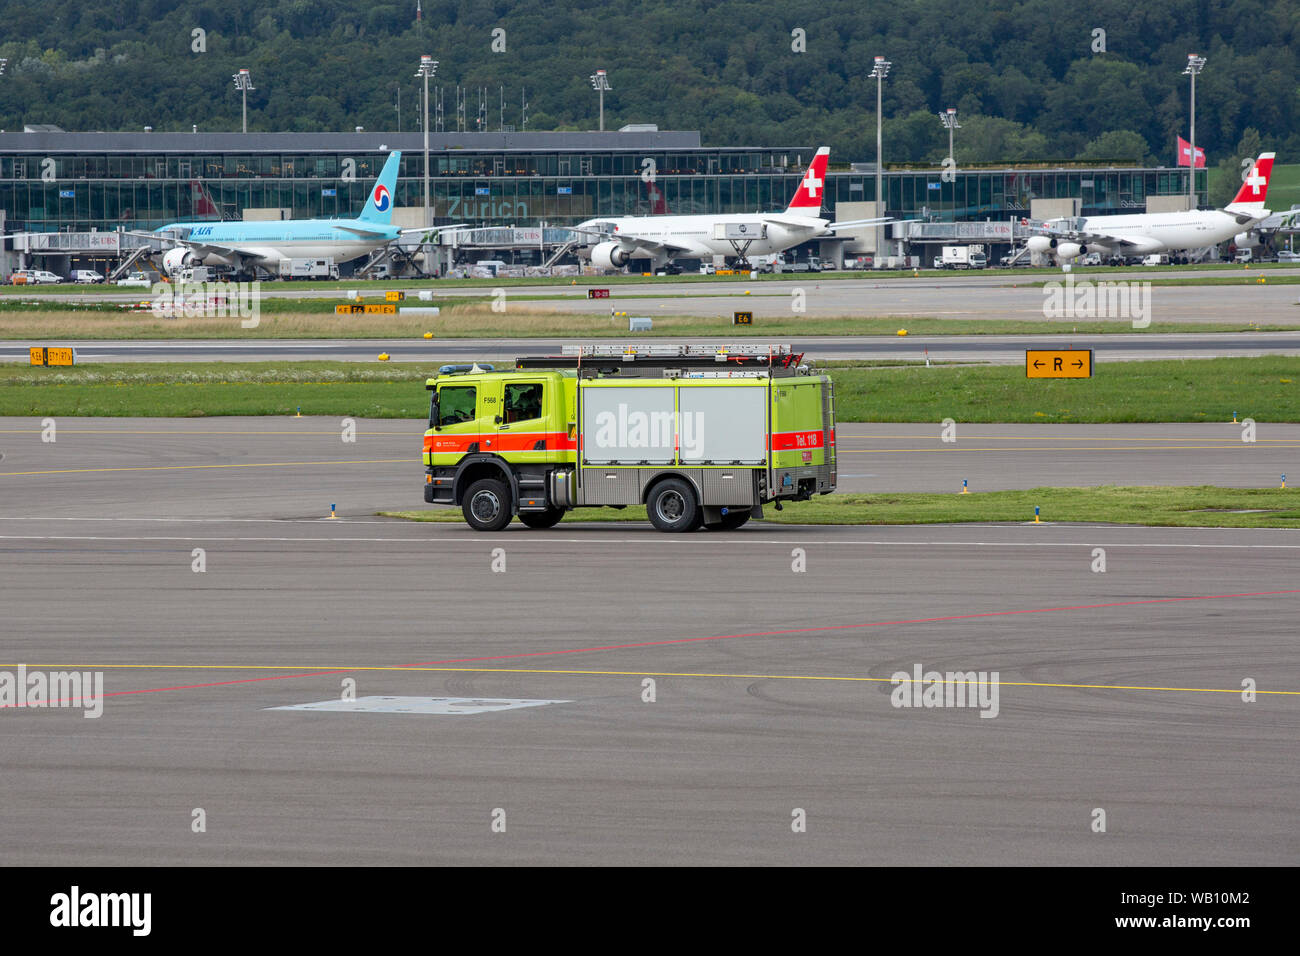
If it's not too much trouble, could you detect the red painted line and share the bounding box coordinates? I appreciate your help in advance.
[45,588,1300,704]
[405,589,1300,666]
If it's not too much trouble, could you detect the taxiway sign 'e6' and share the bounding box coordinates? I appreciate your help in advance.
[1025,349,1093,378]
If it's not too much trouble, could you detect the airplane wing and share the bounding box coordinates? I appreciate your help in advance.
[826,216,905,229]
[1053,227,1151,248]
[123,231,230,258]
[760,215,907,230]
[568,228,692,257]
[1229,208,1270,226]
[397,223,469,237]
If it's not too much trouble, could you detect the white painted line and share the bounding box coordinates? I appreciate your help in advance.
[268,695,571,716]
[2,533,1300,549]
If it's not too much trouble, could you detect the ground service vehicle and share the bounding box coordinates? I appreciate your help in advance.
[939,245,987,269]
[278,257,339,280]
[422,344,837,532]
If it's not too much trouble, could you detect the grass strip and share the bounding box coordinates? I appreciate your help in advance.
[382,485,1300,530]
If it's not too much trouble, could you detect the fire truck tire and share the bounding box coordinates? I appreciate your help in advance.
[705,511,751,531]
[462,477,513,532]
[518,507,564,529]
[646,478,700,533]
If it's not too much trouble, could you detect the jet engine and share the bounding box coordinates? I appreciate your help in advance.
[591,241,631,271]
[1026,235,1056,253]
[162,247,196,277]
[1055,242,1085,260]
[1234,231,1260,249]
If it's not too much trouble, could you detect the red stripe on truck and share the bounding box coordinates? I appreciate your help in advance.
[772,430,823,450]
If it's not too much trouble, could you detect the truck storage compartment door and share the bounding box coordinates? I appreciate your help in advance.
[677,384,767,464]
[581,384,677,465]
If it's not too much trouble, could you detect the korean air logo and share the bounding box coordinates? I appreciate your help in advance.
[372,184,391,212]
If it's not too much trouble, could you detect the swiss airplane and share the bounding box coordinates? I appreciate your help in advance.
[573,147,893,270]
[1027,152,1276,264]
[137,151,459,278]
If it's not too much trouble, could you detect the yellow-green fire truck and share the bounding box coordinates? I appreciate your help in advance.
[422,344,836,532]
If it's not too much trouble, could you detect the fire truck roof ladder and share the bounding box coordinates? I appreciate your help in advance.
[515,343,805,372]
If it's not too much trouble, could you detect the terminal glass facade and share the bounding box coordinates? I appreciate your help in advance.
[0,144,1203,233]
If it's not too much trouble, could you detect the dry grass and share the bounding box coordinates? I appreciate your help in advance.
[3,302,1295,340]
[0,304,895,339]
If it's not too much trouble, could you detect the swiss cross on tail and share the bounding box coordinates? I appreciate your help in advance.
[1226,153,1276,215]
[786,147,831,211]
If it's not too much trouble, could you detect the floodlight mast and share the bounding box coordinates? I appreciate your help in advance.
[415,55,439,228]
[1183,53,1206,207]
[939,107,960,168]
[589,70,612,132]
[871,56,891,262]
[232,69,255,133]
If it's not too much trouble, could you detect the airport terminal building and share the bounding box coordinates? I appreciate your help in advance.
[0,128,1203,273]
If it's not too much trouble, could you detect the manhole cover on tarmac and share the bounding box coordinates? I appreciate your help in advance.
[267,696,571,716]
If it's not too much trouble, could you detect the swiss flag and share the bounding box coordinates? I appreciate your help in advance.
[1177,136,1206,168]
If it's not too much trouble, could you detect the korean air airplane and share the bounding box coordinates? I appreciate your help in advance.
[141,150,457,277]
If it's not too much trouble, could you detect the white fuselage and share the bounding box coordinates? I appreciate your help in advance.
[1049,209,1258,256]
[577,212,832,262]
[155,219,400,271]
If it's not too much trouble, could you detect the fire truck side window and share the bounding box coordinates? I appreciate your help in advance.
[437,386,477,426]
[504,383,543,423]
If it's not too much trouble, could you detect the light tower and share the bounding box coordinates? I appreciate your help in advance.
[1183,53,1206,207]
[589,70,612,132]
[415,55,439,228]
[870,56,891,261]
[939,107,960,167]
[232,69,255,133]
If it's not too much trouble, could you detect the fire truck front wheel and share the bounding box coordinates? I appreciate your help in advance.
[462,477,513,532]
[646,478,701,533]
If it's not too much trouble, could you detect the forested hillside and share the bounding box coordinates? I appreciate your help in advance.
[1,0,1296,174]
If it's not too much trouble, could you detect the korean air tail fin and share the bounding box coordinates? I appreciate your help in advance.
[785,147,830,213]
[1224,152,1275,219]
[357,150,401,224]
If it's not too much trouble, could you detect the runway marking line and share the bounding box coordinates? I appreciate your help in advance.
[11,588,1298,704]
[18,663,1293,697]
[840,445,1300,454]
[841,435,1300,443]
[0,430,417,436]
[5,535,1300,548]
[0,459,417,477]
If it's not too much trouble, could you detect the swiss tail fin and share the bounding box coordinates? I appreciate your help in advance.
[1224,152,1275,218]
[785,147,830,213]
[188,180,221,220]
[357,151,401,224]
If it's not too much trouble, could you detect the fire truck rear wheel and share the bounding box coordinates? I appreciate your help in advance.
[646,478,700,533]
[463,477,513,532]
[518,507,564,529]
[705,511,751,531]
